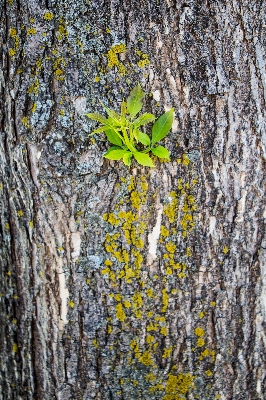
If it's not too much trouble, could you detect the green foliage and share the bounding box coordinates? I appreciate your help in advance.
[85,84,174,167]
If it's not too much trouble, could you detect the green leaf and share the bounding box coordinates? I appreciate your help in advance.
[105,128,123,146]
[100,102,121,125]
[152,108,174,145]
[133,113,155,127]
[151,146,170,160]
[132,128,140,142]
[123,152,132,166]
[121,100,128,117]
[104,146,121,154]
[104,148,130,160]
[133,152,155,167]
[89,125,110,135]
[138,131,151,146]
[106,117,122,127]
[85,112,107,124]
[127,84,145,117]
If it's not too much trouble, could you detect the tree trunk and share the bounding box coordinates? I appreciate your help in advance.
[1,1,266,399]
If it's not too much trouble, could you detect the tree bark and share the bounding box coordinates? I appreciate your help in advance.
[1,0,266,399]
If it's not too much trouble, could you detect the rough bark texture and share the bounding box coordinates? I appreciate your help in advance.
[1,0,266,399]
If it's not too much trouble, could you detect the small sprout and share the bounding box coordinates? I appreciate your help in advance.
[85,84,174,168]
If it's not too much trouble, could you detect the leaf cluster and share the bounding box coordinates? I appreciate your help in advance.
[85,84,174,167]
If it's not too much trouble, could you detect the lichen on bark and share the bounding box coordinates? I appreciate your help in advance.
[0,0,266,399]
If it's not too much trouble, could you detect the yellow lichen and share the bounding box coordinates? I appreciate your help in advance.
[137,59,150,68]
[161,225,170,238]
[177,153,190,166]
[146,335,155,344]
[161,288,169,312]
[165,242,176,253]
[116,303,126,322]
[136,50,150,68]
[123,300,131,308]
[194,327,205,337]
[9,48,16,57]
[149,383,164,393]
[199,348,215,362]
[27,78,40,95]
[199,311,205,319]
[13,343,18,353]
[44,11,54,20]
[27,28,36,35]
[223,246,229,254]
[138,351,154,366]
[101,267,110,275]
[162,346,173,358]
[160,326,167,336]
[145,373,156,382]
[196,338,205,347]
[164,192,178,223]
[106,43,127,76]
[163,372,194,400]
[31,103,37,113]
[166,267,173,275]
[147,322,159,332]
[185,247,192,257]
[68,301,75,309]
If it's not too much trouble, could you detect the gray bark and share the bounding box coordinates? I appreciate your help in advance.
[1,0,266,399]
